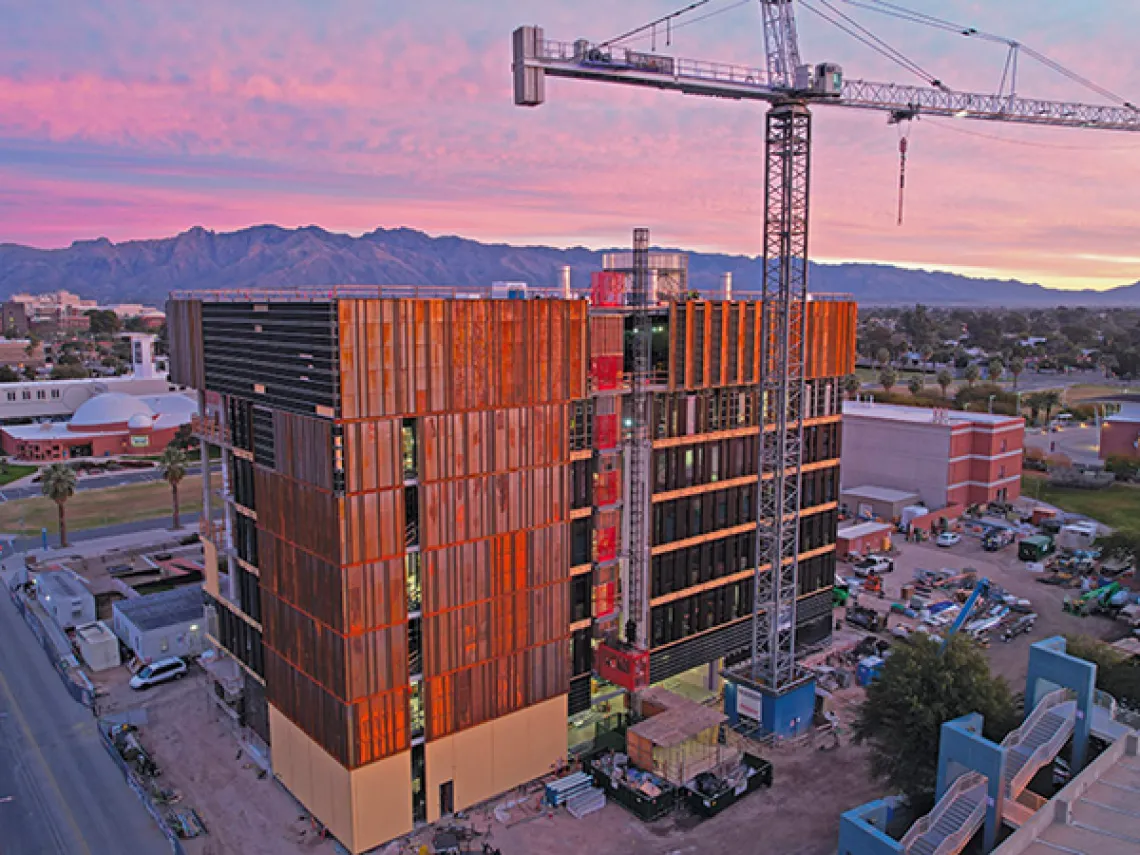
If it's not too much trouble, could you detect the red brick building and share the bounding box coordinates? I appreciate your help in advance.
[1099,397,1140,460]
[841,402,1023,511]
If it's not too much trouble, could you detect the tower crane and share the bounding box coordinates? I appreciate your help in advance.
[511,2,1139,699]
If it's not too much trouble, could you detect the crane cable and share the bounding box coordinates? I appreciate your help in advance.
[837,0,1137,109]
[896,120,912,226]
[798,0,941,87]
[606,0,754,48]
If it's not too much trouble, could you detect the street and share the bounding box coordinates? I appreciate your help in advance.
[0,589,170,855]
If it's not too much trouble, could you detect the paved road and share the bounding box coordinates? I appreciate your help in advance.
[0,512,201,558]
[0,590,170,855]
[0,462,216,503]
[1024,424,1102,466]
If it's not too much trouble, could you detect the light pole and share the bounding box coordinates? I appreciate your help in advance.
[988,394,996,414]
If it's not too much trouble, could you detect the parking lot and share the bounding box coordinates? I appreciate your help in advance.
[840,533,1125,687]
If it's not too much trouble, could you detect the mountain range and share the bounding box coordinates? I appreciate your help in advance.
[1,225,1137,308]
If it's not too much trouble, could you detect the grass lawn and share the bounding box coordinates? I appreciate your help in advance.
[0,463,38,487]
[0,475,203,536]
[1021,474,1140,533]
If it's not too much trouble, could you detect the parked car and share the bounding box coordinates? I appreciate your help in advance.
[936,532,961,548]
[129,657,188,690]
[852,555,894,577]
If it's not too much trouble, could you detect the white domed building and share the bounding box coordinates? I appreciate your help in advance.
[2,391,197,461]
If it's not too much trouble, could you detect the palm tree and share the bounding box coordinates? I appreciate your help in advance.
[1009,356,1025,390]
[1041,390,1062,424]
[963,364,980,387]
[907,375,923,397]
[843,374,862,399]
[936,369,954,398]
[160,446,189,529]
[988,357,1004,383]
[41,463,77,547]
[879,367,898,394]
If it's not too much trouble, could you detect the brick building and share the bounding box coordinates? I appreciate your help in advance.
[167,280,855,853]
[841,402,1024,511]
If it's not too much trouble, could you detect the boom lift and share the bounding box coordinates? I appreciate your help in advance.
[512,1,1139,701]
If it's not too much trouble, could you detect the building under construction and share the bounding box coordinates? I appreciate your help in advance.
[167,253,855,852]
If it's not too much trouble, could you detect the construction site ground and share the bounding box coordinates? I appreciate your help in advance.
[95,666,335,855]
[489,715,879,855]
[845,535,1125,687]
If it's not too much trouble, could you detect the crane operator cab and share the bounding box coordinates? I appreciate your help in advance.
[794,62,844,96]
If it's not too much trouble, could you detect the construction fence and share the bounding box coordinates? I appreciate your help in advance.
[5,581,95,708]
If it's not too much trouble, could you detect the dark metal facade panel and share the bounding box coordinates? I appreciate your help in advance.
[201,301,338,415]
[649,617,754,684]
[166,298,205,389]
[568,674,591,715]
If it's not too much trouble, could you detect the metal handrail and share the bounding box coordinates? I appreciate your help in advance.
[900,771,987,851]
[1003,689,1077,797]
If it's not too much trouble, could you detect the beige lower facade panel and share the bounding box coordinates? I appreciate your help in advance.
[269,705,413,853]
[201,536,219,600]
[424,694,568,823]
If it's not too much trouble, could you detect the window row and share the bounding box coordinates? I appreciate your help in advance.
[212,594,264,676]
[803,421,842,464]
[229,453,256,510]
[652,531,754,598]
[650,578,754,648]
[237,563,262,623]
[571,628,592,677]
[653,435,759,493]
[801,508,838,552]
[571,458,593,510]
[799,550,836,597]
[652,484,754,546]
[234,513,259,569]
[652,388,760,440]
[802,465,839,508]
[5,388,61,402]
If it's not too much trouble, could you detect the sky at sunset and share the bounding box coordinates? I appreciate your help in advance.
[2,1,1139,290]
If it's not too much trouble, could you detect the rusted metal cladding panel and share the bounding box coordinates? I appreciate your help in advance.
[805,300,858,379]
[342,418,402,493]
[254,468,341,565]
[259,531,345,632]
[420,464,566,550]
[339,488,404,566]
[166,299,205,389]
[421,405,567,484]
[264,647,352,766]
[342,558,407,635]
[341,298,583,417]
[262,589,349,699]
[568,300,588,400]
[350,688,410,766]
[273,411,334,489]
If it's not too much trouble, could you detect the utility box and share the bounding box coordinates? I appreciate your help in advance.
[1018,535,1055,562]
[74,621,122,672]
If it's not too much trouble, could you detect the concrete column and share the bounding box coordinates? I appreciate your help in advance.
[706,659,722,692]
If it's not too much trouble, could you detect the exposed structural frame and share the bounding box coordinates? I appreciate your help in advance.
[624,228,653,648]
[751,103,811,690]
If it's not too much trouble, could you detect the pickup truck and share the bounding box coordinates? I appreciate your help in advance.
[852,555,894,578]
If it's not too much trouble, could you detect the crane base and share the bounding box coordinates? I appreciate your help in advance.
[722,673,816,740]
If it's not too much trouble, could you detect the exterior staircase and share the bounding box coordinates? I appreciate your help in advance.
[1001,689,1077,800]
[901,772,988,855]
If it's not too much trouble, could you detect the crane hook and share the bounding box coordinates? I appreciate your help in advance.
[896,119,913,227]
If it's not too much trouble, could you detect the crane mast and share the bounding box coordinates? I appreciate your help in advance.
[512,3,1138,700]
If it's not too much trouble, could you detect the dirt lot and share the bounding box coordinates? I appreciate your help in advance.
[492,727,882,855]
[96,666,334,855]
[845,535,1125,688]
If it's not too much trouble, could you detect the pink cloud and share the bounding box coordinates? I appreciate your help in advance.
[1,0,1138,291]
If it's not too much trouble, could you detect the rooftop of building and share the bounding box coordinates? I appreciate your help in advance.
[170,284,855,305]
[113,585,204,632]
[2,391,195,441]
[841,485,921,503]
[75,621,117,644]
[35,569,90,601]
[843,400,1022,427]
[994,732,1140,855]
[837,520,894,539]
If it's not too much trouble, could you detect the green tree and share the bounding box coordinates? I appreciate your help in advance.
[0,365,19,383]
[171,423,195,452]
[843,374,862,399]
[84,309,122,336]
[936,369,953,398]
[1065,636,1140,710]
[1041,390,1062,423]
[854,635,1017,810]
[1095,531,1140,565]
[907,375,923,397]
[159,446,189,530]
[50,364,89,380]
[1009,356,1025,390]
[1105,455,1140,482]
[879,367,898,393]
[876,347,891,368]
[963,364,980,387]
[988,357,1005,382]
[41,463,77,547]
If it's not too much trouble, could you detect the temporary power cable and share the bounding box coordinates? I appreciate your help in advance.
[922,117,1140,151]
[600,1,711,49]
